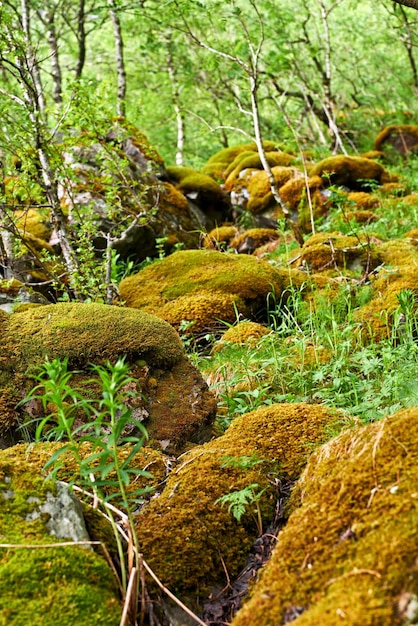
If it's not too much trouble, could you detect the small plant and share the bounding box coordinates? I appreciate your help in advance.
[22,356,152,623]
[215,483,266,535]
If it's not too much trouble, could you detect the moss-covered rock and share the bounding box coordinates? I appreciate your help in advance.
[310,155,393,190]
[118,249,304,333]
[166,165,231,224]
[300,232,381,274]
[135,402,346,604]
[202,225,239,250]
[213,320,271,352]
[0,445,122,625]
[230,228,281,254]
[355,261,418,340]
[232,407,418,626]
[225,152,296,190]
[0,303,216,452]
[375,124,418,158]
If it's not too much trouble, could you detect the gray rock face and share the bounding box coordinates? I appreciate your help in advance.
[25,481,91,545]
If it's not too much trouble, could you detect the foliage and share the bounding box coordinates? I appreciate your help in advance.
[21,356,151,605]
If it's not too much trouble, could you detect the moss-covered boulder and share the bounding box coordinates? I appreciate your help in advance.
[213,321,271,352]
[355,261,418,340]
[0,303,216,452]
[166,165,231,224]
[0,445,122,625]
[202,225,239,250]
[225,152,296,190]
[202,141,287,180]
[375,124,418,158]
[135,402,346,606]
[232,407,418,626]
[300,232,381,274]
[118,249,304,333]
[230,228,281,254]
[310,155,393,190]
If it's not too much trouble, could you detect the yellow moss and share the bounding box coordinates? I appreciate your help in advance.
[405,228,418,239]
[205,141,281,167]
[15,208,52,242]
[243,166,301,213]
[119,249,303,333]
[361,149,384,160]
[400,193,418,205]
[159,182,189,213]
[225,151,296,189]
[355,263,418,340]
[203,225,239,249]
[214,321,271,350]
[135,402,345,601]
[232,407,418,626]
[346,191,380,210]
[230,228,280,251]
[344,210,378,224]
[377,239,418,266]
[374,124,418,154]
[310,155,392,189]
[379,182,408,197]
[300,232,380,273]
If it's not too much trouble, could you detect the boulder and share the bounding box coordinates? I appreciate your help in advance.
[135,402,346,609]
[232,407,418,626]
[0,302,216,452]
[0,445,122,625]
[119,249,305,334]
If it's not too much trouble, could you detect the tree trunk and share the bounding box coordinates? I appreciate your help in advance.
[108,0,126,117]
[392,0,418,9]
[75,0,86,79]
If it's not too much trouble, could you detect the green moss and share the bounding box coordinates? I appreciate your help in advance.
[15,208,52,242]
[310,155,392,190]
[0,445,122,625]
[178,172,224,197]
[135,402,345,601]
[232,407,418,626]
[2,302,184,373]
[119,249,303,333]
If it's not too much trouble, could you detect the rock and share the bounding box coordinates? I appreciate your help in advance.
[0,445,122,625]
[0,302,216,453]
[374,124,418,158]
[134,402,347,611]
[231,406,418,626]
[309,155,394,190]
[119,248,305,334]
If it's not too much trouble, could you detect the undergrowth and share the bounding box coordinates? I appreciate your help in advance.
[194,281,418,432]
